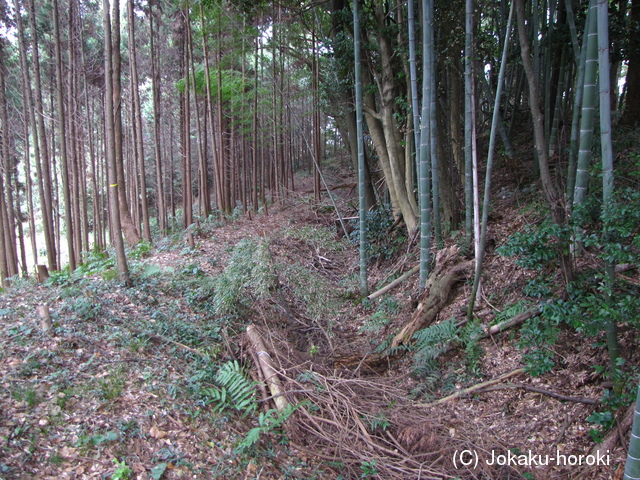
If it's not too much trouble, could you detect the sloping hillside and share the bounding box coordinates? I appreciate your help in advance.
[0,171,637,480]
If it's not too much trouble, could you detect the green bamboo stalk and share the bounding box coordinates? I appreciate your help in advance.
[566,4,591,205]
[353,0,368,296]
[427,0,441,246]
[419,0,433,288]
[468,0,514,321]
[572,0,598,209]
[597,0,620,379]
[464,0,474,248]
[623,382,640,480]
[408,0,421,165]
[548,46,568,156]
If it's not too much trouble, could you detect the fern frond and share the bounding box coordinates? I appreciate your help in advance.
[411,318,458,375]
[412,318,457,346]
[203,360,257,415]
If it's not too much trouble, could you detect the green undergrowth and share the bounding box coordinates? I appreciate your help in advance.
[0,235,330,478]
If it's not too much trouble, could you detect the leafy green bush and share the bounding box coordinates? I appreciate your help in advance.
[279,262,340,323]
[129,240,153,260]
[349,206,406,261]
[496,219,572,271]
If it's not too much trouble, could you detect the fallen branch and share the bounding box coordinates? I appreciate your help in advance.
[367,265,419,301]
[246,324,288,412]
[419,368,525,407]
[483,309,539,337]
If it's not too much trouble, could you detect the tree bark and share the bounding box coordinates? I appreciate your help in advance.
[149,6,167,233]
[52,0,76,272]
[620,0,640,125]
[111,0,140,247]
[127,0,151,242]
[515,0,573,283]
[27,0,57,271]
[103,0,132,287]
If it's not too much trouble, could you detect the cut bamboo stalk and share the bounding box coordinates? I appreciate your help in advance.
[367,265,420,301]
[246,324,288,412]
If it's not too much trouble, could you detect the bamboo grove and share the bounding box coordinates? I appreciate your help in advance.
[0,0,638,290]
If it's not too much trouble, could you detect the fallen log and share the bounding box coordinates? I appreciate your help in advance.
[388,247,472,350]
[246,324,288,412]
[367,265,419,301]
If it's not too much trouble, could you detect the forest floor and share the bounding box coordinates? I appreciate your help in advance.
[0,165,638,480]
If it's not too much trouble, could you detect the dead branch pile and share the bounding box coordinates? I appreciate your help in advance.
[245,325,526,479]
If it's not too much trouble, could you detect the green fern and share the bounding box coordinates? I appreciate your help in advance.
[235,402,303,453]
[203,360,257,415]
[411,318,458,374]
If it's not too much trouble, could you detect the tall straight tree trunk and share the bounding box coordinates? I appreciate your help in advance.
[68,6,85,263]
[515,0,572,283]
[464,0,475,248]
[186,5,210,218]
[127,0,151,241]
[217,18,230,212]
[181,9,193,228]
[468,0,514,319]
[13,2,38,270]
[408,0,420,177]
[365,2,418,233]
[112,0,140,247]
[419,0,433,288]
[149,7,166,233]
[27,0,57,271]
[103,0,131,287]
[620,0,640,125]
[52,0,76,272]
[566,1,591,204]
[252,34,260,211]
[572,0,598,209]
[0,44,19,280]
[199,3,223,214]
[426,0,442,246]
